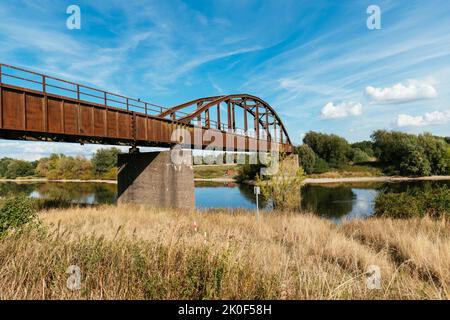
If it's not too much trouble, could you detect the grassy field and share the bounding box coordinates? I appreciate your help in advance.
[194,164,239,179]
[307,164,384,179]
[0,205,448,299]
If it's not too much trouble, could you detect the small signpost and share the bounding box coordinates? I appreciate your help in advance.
[254,186,261,220]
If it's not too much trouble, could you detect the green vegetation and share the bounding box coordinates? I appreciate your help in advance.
[194,165,238,180]
[351,141,375,158]
[295,144,316,174]
[296,130,450,177]
[36,154,94,180]
[374,185,450,219]
[0,148,121,180]
[0,158,36,179]
[91,148,120,179]
[296,131,373,176]
[372,130,450,176]
[0,196,38,236]
[256,156,305,211]
[302,131,353,167]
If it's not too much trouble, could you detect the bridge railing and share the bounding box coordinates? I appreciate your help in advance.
[0,63,169,117]
[0,63,271,140]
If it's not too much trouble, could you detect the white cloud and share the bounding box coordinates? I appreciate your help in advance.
[320,101,362,119]
[396,110,450,127]
[0,140,165,161]
[365,80,437,104]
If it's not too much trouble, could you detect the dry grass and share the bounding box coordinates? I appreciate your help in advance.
[0,205,448,299]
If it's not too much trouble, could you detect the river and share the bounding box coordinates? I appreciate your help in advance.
[0,180,448,222]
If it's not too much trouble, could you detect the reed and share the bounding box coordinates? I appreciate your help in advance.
[0,205,448,299]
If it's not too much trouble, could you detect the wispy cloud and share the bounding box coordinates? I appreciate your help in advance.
[0,0,449,155]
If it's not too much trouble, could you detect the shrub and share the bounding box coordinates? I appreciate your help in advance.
[372,130,449,176]
[313,157,330,174]
[351,141,375,158]
[256,157,305,211]
[92,148,121,177]
[351,148,371,163]
[0,158,36,179]
[0,196,38,235]
[295,144,316,174]
[374,186,450,219]
[303,131,352,167]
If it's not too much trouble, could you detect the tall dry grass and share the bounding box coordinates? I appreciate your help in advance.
[0,205,448,299]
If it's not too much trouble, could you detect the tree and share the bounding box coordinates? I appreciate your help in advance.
[351,148,370,163]
[36,154,94,180]
[303,131,351,167]
[399,148,431,176]
[92,148,120,176]
[256,157,305,211]
[3,160,35,179]
[0,158,13,178]
[351,141,374,158]
[418,134,450,175]
[295,144,316,174]
[371,130,448,176]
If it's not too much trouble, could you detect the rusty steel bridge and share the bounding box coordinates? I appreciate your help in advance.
[0,63,293,154]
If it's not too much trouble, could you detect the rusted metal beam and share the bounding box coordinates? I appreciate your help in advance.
[0,63,294,153]
[227,100,232,132]
[243,98,248,134]
[217,103,221,130]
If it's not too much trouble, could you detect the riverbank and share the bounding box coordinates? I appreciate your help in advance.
[2,175,450,185]
[303,175,450,184]
[0,205,448,299]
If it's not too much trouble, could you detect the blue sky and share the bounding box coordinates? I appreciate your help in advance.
[1,0,450,160]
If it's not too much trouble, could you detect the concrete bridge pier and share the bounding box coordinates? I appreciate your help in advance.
[117,150,195,209]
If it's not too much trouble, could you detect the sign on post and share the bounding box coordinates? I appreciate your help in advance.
[254,186,260,220]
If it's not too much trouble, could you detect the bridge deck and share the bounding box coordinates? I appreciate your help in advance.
[0,64,293,153]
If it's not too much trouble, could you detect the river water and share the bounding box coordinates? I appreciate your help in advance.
[0,180,448,222]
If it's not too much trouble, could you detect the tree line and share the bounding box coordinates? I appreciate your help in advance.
[296,130,450,176]
[0,148,120,180]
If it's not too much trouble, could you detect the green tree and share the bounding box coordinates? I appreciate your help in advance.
[313,157,329,173]
[36,154,94,180]
[0,158,13,178]
[303,131,351,167]
[351,148,370,163]
[371,130,448,176]
[295,144,316,174]
[4,160,35,179]
[351,141,374,158]
[256,157,305,211]
[418,134,450,175]
[92,148,121,177]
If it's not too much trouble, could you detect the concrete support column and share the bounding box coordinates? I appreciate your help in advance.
[117,150,195,209]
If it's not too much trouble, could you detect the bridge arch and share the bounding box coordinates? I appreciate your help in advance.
[159,94,292,146]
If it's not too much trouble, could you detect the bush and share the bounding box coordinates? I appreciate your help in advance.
[313,157,329,174]
[295,144,316,174]
[351,141,374,158]
[92,148,121,177]
[303,131,352,167]
[256,157,305,211]
[374,186,450,219]
[0,158,36,179]
[351,148,371,163]
[372,130,450,176]
[0,196,38,235]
